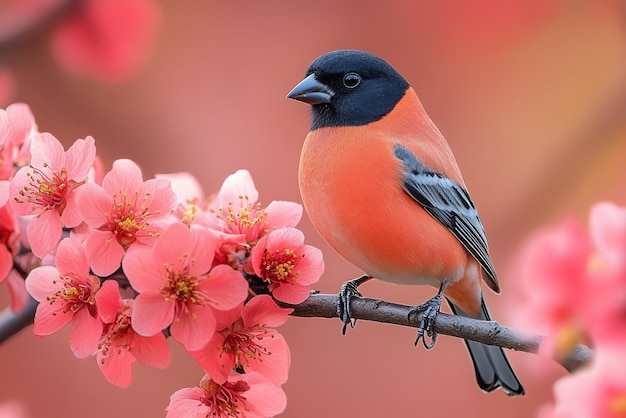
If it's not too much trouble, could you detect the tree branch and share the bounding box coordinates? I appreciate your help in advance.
[0,296,36,344]
[284,293,593,373]
[0,0,83,52]
[0,290,593,373]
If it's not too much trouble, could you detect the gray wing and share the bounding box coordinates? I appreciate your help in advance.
[393,143,499,292]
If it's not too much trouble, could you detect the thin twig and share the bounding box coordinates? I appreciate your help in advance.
[284,293,593,373]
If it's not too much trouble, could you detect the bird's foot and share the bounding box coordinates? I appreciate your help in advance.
[407,281,448,349]
[337,275,372,335]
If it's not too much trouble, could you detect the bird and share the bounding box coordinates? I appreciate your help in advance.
[286,49,524,396]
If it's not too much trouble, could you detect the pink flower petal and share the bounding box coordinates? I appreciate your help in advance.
[69,308,103,358]
[271,282,311,304]
[8,167,34,216]
[29,132,65,170]
[132,333,170,369]
[247,331,290,385]
[166,388,208,418]
[32,300,73,336]
[242,372,288,417]
[268,226,305,247]
[102,159,143,196]
[156,172,205,204]
[122,244,163,292]
[131,292,175,337]
[26,210,63,258]
[84,229,125,276]
[60,191,84,228]
[74,182,113,228]
[243,295,291,328]
[516,219,590,306]
[94,280,122,323]
[211,303,244,330]
[137,177,177,217]
[55,238,90,278]
[264,200,303,229]
[170,304,216,351]
[589,201,626,271]
[211,169,258,210]
[179,305,215,351]
[5,103,35,148]
[202,264,248,311]
[294,245,324,286]
[64,136,96,181]
[25,266,60,302]
[189,334,231,384]
[147,222,218,274]
[152,222,193,264]
[188,226,217,274]
[98,345,134,388]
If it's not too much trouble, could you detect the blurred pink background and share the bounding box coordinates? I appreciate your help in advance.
[1,1,626,417]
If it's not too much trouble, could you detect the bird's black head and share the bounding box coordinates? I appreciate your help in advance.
[287,50,410,130]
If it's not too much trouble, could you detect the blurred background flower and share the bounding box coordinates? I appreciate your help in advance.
[0,1,625,417]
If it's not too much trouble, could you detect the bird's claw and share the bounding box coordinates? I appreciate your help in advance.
[337,275,371,335]
[407,281,447,349]
[408,297,440,349]
[338,280,361,334]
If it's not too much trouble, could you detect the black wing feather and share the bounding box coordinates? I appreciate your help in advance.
[394,143,499,292]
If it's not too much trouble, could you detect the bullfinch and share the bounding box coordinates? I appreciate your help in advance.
[287,49,524,396]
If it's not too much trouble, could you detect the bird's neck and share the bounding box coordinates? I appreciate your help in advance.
[365,88,443,145]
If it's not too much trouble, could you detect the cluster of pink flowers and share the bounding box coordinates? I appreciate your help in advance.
[509,202,626,417]
[0,103,324,417]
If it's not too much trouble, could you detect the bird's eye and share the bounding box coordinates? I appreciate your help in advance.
[343,72,361,89]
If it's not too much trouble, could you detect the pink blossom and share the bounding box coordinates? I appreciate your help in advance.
[9,133,96,257]
[122,222,249,351]
[4,103,36,149]
[94,280,170,388]
[190,295,291,385]
[198,169,303,245]
[75,159,177,276]
[541,348,626,418]
[589,202,626,275]
[508,201,626,360]
[156,171,206,226]
[0,103,37,179]
[156,172,254,271]
[25,238,103,358]
[166,373,287,418]
[251,227,323,304]
[51,0,161,82]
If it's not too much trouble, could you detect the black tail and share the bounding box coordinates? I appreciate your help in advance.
[447,295,524,396]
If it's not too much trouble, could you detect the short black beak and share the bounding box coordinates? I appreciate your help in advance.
[286,73,334,105]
